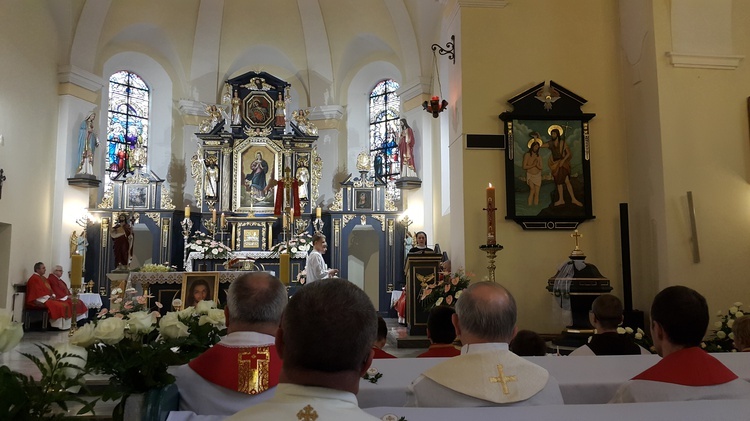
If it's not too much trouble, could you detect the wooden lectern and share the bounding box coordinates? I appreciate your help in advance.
[404,253,442,336]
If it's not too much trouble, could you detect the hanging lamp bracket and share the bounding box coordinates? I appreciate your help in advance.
[431,35,456,64]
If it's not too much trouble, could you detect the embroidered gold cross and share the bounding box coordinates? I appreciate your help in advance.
[238,347,270,394]
[297,404,318,421]
[489,364,517,395]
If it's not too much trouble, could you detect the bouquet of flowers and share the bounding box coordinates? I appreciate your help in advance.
[187,230,233,258]
[420,269,472,311]
[701,302,744,352]
[617,326,655,354]
[106,286,163,316]
[136,262,176,272]
[160,300,227,362]
[269,231,313,257]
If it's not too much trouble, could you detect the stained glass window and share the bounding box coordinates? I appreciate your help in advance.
[105,71,150,186]
[369,79,400,197]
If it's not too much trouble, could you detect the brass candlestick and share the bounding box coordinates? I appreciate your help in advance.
[479,244,504,282]
[68,287,81,337]
[181,217,193,271]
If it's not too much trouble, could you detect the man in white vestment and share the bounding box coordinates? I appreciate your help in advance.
[304,233,337,283]
[407,281,564,407]
[167,272,287,420]
[610,285,750,403]
[227,278,380,420]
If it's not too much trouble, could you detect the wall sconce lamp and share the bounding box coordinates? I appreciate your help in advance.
[423,35,455,118]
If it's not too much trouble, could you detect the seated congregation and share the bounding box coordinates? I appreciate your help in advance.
[165,278,750,420]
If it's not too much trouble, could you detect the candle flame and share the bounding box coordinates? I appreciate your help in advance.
[488,183,493,188]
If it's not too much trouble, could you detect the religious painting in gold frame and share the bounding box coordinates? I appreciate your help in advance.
[232,138,282,213]
[181,272,220,307]
[242,91,274,128]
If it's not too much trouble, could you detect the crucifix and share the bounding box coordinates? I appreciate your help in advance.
[488,364,517,395]
[571,230,583,251]
[0,169,5,200]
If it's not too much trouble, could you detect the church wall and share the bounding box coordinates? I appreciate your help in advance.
[0,2,63,308]
[649,0,750,315]
[457,1,630,333]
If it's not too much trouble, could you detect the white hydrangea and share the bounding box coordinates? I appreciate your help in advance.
[736,311,744,318]
[716,331,726,339]
[729,306,738,314]
[624,327,633,334]
[616,327,626,334]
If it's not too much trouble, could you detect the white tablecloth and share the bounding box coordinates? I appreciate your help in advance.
[185,251,306,272]
[357,353,750,407]
[364,399,750,421]
[77,293,103,309]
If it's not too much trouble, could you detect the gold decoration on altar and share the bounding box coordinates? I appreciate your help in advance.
[125,172,149,185]
[342,214,355,226]
[243,126,272,137]
[190,150,203,207]
[97,184,114,209]
[292,109,318,136]
[360,215,367,225]
[384,190,398,212]
[329,189,343,211]
[489,364,517,395]
[356,151,371,172]
[145,212,160,226]
[199,104,223,133]
[371,214,385,231]
[242,77,274,91]
[161,186,175,210]
[311,148,323,205]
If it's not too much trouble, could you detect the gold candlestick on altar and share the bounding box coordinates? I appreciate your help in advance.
[479,244,504,283]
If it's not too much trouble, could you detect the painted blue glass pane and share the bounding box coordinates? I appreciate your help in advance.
[105,71,150,183]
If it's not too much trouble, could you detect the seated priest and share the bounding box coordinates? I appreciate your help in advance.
[168,272,288,420]
[569,294,649,356]
[418,305,461,358]
[47,265,88,321]
[25,262,75,330]
[226,278,380,420]
[407,282,563,407]
[372,316,396,359]
[609,286,750,403]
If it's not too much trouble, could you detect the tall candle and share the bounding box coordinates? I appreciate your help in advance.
[316,207,321,219]
[220,212,226,227]
[185,206,190,218]
[279,252,290,286]
[486,183,496,245]
[70,254,83,289]
[212,209,217,223]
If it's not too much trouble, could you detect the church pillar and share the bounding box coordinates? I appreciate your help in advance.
[307,105,344,207]
[178,100,208,208]
[55,65,105,281]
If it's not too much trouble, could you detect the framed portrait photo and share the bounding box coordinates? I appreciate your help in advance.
[181,272,220,307]
[125,184,149,209]
[499,81,595,230]
[353,188,373,211]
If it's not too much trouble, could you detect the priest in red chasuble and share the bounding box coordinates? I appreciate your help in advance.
[170,272,287,418]
[25,262,73,330]
[47,265,88,320]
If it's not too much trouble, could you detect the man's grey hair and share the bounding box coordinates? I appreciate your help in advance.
[282,278,377,373]
[53,265,63,272]
[226,272,287,325]
[455,281,517,342]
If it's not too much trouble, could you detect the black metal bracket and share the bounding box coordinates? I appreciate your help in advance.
[431,35,456,64]
[0,169,5,200]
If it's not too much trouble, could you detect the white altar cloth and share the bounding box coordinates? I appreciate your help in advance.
[357,353,750,408]
[77,293,103,309]
[186,251,306,272]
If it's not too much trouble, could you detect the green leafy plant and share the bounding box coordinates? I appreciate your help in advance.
[0,344,96,420]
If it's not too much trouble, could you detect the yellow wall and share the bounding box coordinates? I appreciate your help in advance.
[458,1,630,333]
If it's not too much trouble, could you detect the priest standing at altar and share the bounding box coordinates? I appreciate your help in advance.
[25,262,74,330]
[305,233,338,283]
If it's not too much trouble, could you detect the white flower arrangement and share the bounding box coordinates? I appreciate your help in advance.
[269,231,313,257]
[703,302,744,352]
[187,230,233,258]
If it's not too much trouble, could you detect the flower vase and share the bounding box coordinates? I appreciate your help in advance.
[113,393,144,421]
